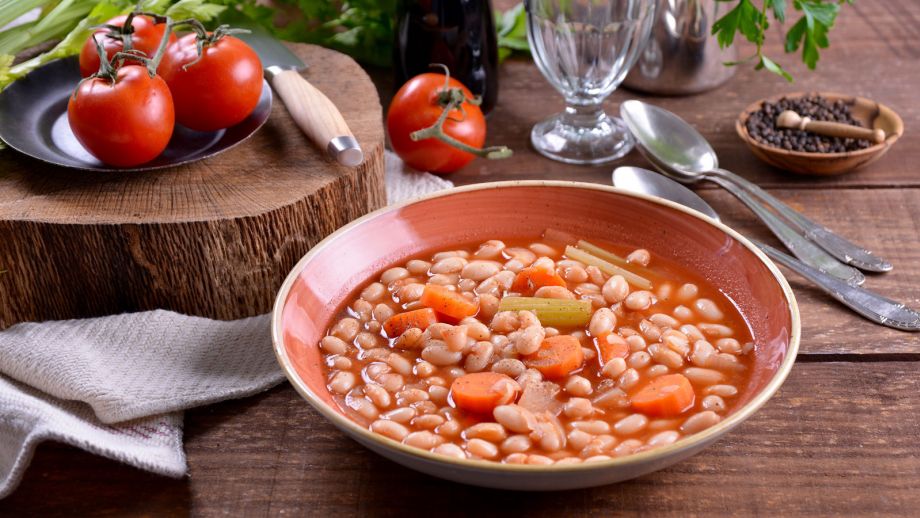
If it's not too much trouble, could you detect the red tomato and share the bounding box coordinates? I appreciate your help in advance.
[387,73,486,174]
[68,67,175,167]
[78,15,175,77]
[159,33,263,131]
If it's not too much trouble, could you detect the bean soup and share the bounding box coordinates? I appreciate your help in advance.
[318,232,754,465]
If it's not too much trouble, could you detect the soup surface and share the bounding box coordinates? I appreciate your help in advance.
[318,232,754,464]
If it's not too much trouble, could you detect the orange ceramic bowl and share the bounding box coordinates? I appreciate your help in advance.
[271,181,800,490]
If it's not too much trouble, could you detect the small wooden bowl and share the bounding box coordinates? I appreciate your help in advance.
[736,92,904,175]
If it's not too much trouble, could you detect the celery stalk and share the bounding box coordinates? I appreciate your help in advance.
[497,296,592,327]
[565,245,653,290]
[577,240,658,279]
[576,240,629,267]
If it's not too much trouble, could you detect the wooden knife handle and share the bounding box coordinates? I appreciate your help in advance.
[269,69,365,167]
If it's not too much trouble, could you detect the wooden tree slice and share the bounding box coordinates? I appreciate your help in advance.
[0,44,385,328]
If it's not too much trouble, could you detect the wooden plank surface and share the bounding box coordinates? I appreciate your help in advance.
[450,0,920,189]
[2,0,920,514]
[2,362,919,517]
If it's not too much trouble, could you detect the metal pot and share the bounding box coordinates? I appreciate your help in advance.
[624,0,737,96]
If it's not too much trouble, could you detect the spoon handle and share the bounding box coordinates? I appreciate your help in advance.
[754,241,920,332]
[714,168,892,272]
[708,175,865,286]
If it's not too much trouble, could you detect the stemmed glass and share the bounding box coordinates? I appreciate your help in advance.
[526,0,656,164]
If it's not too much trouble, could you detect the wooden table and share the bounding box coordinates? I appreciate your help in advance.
[2,1,919,515]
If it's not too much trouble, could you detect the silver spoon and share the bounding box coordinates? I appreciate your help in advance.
[620,100,891,275]
[612,166,920,331]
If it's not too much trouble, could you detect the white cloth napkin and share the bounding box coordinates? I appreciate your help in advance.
[0,151,452,499]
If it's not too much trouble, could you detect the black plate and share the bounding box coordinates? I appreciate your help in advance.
[0,57,272,172]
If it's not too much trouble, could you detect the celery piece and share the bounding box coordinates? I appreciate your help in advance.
[565,245,653,290]
[576,240,629,267]
[577,240,658,279]
[497,296,592,327]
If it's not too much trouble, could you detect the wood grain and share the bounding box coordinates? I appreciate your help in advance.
[0,44,385,328]
[2,0,919,513]
[2,361,918,517]
[447,0,920,190]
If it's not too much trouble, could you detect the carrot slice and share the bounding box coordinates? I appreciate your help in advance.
[596,332,629,365]
[630,373,696,417]
[419,284,479,320]
[511,262,567,295]
[523,335,585,379]
[450,372,520,414]
[382,308,438,338]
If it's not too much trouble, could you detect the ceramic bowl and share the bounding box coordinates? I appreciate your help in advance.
[271,181,800,491]
[736,92,904,176]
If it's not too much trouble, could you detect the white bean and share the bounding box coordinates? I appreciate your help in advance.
[716,338,742,355]
[565,375,593,397]
[403,431,444,450]
[601,275,629,304]
[613,414,649,435]
[320,336,349,355]
[675,283,699,302]
[382,407,416,423]
[442,325,469,352]
[627,248,650,266]
[698,323,734,338]
[563,397,594,419]
[365,383,392,408]
[618,368,640,390]
[513,324,545,355]
[331,318,359,342]
[430,256,468,274]
[432,443,467,459]
[705,384,738,397]
[613,439,643,457]
[650,313,679,329]
[683,367,724,386]
[648,430,680,447]
[534,286,576,299]
[498,434,532,454]
[412,414,445,430]
[466,438,499,459]
[492,358,526,378]
[421,344,462,366]
[589,308,617,338]
[462,260,502,281]
[702,395,727,413]
[592,387,629,409]
[693,298,724,321]
[567,429,593,451]
[464,341,495,372]
[329,371,355,394]
[465,423,508,442]
[493,404,536,433]
[602,358,628,379]
[673,305,694,322]
[370,419,409,441]
[624,290,653,311]
[628,351,651,369]
[474,240,505,260]
[380,267,410,285]
[570,420,611,435]
[680,410,721,434]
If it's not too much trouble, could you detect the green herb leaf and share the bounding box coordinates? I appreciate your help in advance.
[767,0,786,22]
[784,0,839,70]
[711,0,766,48]
[759,55,793,82]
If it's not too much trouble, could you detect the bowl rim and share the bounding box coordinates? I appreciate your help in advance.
[735,90,904,160]
[271,180,801,474]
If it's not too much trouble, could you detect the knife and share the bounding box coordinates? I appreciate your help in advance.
[237,24,364,167]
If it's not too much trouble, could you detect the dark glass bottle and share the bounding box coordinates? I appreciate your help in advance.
[394,0,499,114]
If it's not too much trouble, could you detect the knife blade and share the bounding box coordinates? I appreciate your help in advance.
[236,24,364,167]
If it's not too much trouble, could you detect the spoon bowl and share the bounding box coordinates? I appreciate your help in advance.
[620,100,719,180]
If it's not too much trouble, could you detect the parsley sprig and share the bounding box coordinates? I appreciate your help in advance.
[712,0,852,82]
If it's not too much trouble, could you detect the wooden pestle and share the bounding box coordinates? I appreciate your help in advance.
[776,110,886,144]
